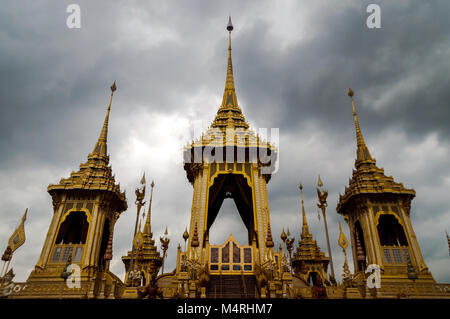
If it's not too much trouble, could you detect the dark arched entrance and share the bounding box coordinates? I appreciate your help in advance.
[206,174,255,246]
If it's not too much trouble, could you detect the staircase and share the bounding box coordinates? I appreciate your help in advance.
[206,275,258,298]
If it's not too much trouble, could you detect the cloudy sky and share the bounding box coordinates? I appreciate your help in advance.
[1,0,449,284]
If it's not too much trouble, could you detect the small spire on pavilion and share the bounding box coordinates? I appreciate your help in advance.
[347,88,373,165]
[143,180,155,235]
[211,16,249,130]
[91,81,116,157]
[299,184,311,239]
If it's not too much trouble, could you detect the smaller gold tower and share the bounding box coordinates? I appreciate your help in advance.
[337,88,435,296]
[292,184,330,292]
[122,180,163,298]
[15,82,127,299]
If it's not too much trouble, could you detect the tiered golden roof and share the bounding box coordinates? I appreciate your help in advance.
[123,182,162,274]
[47,82,127,212]
[183,17,276,150]
[292,185,329,264]
[337,89,415,212]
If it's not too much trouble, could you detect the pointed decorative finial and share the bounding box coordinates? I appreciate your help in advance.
[281,228,287,242]
[183,227,189,242]
[318,175,323,188]
[347,88,373,165]
[91,81,118,157]
[298,183,311,237]
[227,16,234,32]
[164,226,168,236]
[347,87,354,98]
[110,81,117,93]
[140,172,146,185]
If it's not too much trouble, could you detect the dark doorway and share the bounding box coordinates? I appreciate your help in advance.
[377,214,408,246]
[206,174,255,245]
[55,211,89,244]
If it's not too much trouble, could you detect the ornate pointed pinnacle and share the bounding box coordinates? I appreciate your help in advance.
[227,16,234,32]
[299,184,311,236]
[225,17,235,91]
[318,174,323,188]
[141,172,146,185]
[143,179,155,235]
[347,88,373,164]
[91,81,117,157]
[183,227,189,242]
[281,228,287,242]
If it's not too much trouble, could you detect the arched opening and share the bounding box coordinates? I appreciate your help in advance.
[206,174,255,245]
[98,219,110,270]
[377,214,408,246]
[55,211,89,244]
[354,221,367,271]
[208,199,248,245]
[307,271,321,287]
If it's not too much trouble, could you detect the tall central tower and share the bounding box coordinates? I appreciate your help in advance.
[183,17,277,263]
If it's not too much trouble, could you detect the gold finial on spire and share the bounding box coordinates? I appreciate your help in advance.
[225,16,235,92]
[92,81,117,157]
[347,88,373,164]
[299,184,311,238]
[318,175,323,188]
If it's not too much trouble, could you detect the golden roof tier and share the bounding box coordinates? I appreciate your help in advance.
[336,88,415,214]
[47,82,127,213]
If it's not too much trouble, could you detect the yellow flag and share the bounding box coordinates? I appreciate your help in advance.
[338,221,349,250]
[8,208,27,253]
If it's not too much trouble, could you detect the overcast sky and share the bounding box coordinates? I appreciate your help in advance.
[1,0,449,284]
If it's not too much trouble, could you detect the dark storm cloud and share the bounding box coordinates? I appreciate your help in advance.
[0,0,449,283]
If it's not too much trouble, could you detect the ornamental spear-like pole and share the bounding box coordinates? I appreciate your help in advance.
[316,175,336,281]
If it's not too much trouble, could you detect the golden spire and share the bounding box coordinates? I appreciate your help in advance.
[225,16,235,92]
[211,17,249,130]
[347,88,373,165]
[318,175,323,188]
[299,184,311,238]
[143,180,155,235]
[91,81,116,157]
